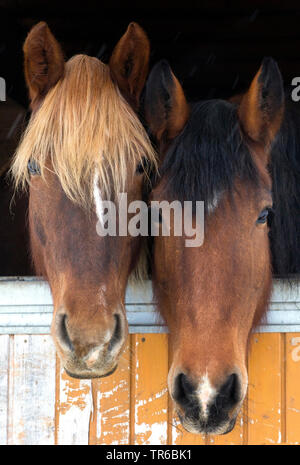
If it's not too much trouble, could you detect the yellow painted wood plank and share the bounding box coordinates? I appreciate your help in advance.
[286,333,300,445]
[131,334,169,445]
[247,333,282,445]
[89,342,131,445]
[55,358,92,445]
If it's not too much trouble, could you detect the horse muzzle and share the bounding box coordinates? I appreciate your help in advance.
[51,308,127,379]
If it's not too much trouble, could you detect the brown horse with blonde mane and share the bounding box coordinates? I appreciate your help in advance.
[11,21,156,379]
[144,58,284,434]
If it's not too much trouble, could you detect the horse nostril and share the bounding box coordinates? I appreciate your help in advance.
[107,314,123,352]
[215,373,240,411]
[56,313,74,352]
[173,373,196,407]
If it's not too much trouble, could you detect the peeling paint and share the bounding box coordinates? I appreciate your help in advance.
[135,421,167,445]
[59,372,92,415]
[1,331,300,445]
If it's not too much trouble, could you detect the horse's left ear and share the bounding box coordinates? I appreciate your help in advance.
[238,57,284,149]
[144,60,190,142]
[109,22,150,111]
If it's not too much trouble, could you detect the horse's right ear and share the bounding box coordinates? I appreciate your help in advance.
[23,22,65,109]
[144,60,190,142]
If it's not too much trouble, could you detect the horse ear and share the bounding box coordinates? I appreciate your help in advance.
[238,57,284,147]
[23,21,65,108]
[109,22,150,111]
[144,60,190,142]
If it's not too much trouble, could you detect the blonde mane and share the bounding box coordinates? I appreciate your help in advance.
[11,54,157,208]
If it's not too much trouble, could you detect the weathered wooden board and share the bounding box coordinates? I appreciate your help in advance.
[89,341,131,445]
[55,361,92,445]
[131,334,169,445]
[0,277,299,444]
[0,335,9,445]
[6,335,56,445]
[247,333,283,445]
[286,333,300,445]
[0,331,299,445]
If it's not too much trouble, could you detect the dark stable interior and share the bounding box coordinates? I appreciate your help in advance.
[3,1,300,105]
[1,0,300,276]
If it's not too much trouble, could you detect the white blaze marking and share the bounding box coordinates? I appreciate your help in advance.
[98,284,107,307]
[83,329,112,368]
[196,373,217,418]
[207,191,222,214]
[85,347,102,368]
[93,171,105,227]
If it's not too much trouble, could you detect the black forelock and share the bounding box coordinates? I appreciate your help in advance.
[157,99,259,212]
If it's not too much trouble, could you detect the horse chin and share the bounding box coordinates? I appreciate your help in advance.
[64,364,118,380]
[60,348,122,380]
[177,410,238,436]
[220,417,237,435]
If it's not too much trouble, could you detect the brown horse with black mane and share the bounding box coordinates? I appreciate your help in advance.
[10,21,156,379]
[144,57,284,434]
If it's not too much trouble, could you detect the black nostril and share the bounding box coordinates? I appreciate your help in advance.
[107,314,122,352]
[173,373,196,408]
[56,314,74,352]
[216,373,240,411]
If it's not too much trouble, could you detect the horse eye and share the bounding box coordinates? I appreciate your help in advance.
[136,162,144,174]
[257,207,273,225]
[28,159,41,176]
[136,157,150,175]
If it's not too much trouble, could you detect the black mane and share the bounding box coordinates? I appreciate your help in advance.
[269,97,300,276]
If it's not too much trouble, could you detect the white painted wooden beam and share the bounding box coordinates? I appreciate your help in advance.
[0,277,299,334]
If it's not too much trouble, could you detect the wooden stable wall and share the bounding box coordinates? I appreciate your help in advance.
[0,277,299,445]
[0,332,300,445]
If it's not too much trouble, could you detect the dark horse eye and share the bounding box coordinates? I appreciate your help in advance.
[136,157,150,175]
[27,159,41,176]
[257,207,273,225]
